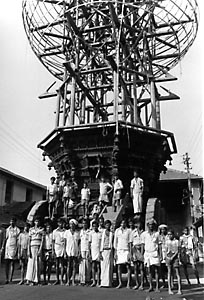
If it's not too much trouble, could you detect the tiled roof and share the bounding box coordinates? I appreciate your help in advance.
[0,167,46,190]
[160,168,203,181]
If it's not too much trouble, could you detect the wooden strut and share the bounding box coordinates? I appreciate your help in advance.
[63,61,107,120]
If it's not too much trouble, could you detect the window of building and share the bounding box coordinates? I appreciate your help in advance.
[26,188,33,202]
[5,180,13,203]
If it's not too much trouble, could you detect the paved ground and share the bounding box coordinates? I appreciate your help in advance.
[0,263,203,300]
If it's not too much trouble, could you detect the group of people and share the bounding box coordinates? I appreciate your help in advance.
[0,215,201,295]
[47,170,143,220]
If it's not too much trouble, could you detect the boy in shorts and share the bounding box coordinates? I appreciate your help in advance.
[130,221,144,290]
[166,229,182,295]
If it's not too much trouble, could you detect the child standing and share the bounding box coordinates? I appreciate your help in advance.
[98,176,113,211]
[42,223,53,285]
[89,221,102,287]
[47,177,58,220]
[81,182,91,217]
[112,175,123,212]
[18,223,30,285]
[62,179,71,218]
[166,229,182,295]
[179,226,200,285]
[52,218,66,285]
[130,221,144,290]
[79,218,91,285]
[159,224,168,288]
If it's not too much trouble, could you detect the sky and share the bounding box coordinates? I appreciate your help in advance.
[0,0,203,186]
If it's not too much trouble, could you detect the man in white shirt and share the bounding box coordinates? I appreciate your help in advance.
[114,219,131,289]
[52,218,66,285]
[141,219,162,292]
[64,219,80,286]
[79,218,91,285]
[130,170,144,214]
[89,221,102,287]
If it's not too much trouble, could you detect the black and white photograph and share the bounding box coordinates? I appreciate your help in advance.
[0,1,203,300]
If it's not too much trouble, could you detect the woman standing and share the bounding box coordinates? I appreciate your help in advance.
[2,217,20,284]
[100,220,113,287]
[26,216,44,286]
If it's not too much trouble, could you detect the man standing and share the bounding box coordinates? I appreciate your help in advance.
[130,170,144,215]
[114,219,131,289]
[64,219,80,286]
[141,219,162,292]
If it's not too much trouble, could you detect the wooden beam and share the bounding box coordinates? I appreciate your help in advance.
[63,62,107,119]
[30,19,65,32]
[83,24,112,33]
[65,11,88,51]
[43,32,72,40]
[157,19,194,29]
[38,92,58,100]
[152,53,180,60]
[39,51,63,57]
[80,67,111,75]
[155,37,177,49]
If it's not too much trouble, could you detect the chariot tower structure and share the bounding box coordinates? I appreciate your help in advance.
[22,0,199,219]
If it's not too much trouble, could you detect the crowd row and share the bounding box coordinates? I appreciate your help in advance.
[0,216,201,295]
[47,170,143,219]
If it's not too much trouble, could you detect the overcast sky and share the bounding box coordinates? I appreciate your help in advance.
[0,0,203,186]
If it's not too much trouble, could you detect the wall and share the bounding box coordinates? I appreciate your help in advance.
[0,172,46,206]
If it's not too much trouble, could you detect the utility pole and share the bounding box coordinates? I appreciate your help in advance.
[183,152,194,224]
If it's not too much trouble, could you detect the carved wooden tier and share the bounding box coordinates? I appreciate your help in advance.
[38,121,176,218]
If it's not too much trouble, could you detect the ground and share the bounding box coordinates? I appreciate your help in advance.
[0,263,203,300]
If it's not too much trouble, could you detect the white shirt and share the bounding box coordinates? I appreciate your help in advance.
[63,185,71,198]
[81,188,90,200]
[141,231,161,253]
[6,226,20,247]
[99,182,112,196]
[113,179,123,193]
[64,229,80,256]
[52,228,65,256]
[80,229,91,252]
[114,227,131,251]
[89,231,102,250]
[130,229,143,246]
[130,177,143,194]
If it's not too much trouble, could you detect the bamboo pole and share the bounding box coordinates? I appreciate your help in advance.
[150,81,157,128]
[55,90,61,128]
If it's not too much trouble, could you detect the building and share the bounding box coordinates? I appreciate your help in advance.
[0,167,46,226]
[158,169,203,237]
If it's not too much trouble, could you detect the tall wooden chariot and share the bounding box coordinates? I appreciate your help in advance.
[22,0,199,221]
